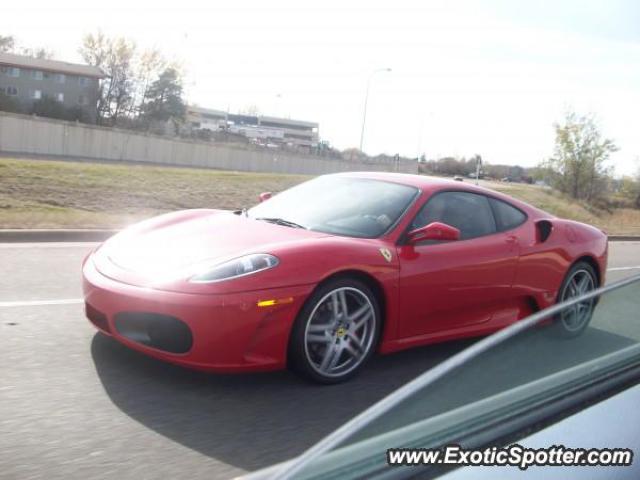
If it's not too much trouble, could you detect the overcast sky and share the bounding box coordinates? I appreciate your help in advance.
[2,0,640,174]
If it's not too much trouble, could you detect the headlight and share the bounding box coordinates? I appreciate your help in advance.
[189,254,279,283]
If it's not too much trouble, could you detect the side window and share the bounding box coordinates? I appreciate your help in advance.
[490,198,526,231]
[411,191,497,240]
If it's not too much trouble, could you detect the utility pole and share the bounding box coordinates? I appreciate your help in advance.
[359,68,391,152]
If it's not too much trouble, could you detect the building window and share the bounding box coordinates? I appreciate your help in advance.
[55,73,66,84]
[78,76,89,86]
[31,70,44,80]
[78,95,88,105]
[55,93,64,102]
[32,90,42,100]
[5,86,18,96]
[3,67,20,77]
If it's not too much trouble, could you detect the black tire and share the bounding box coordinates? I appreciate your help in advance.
[288,277,382,384]
[550,261,598,338]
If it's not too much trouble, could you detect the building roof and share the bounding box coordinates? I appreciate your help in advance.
[187,106,228,117]
[187,105,318,127]
[259,115,318,128]
[0,52,106,78]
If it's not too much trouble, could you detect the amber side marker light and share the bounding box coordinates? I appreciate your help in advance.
[257,297,294,307]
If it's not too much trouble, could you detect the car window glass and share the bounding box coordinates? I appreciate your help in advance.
[412,191,497,240]
[491,198,527,231]
[248,176,418,238]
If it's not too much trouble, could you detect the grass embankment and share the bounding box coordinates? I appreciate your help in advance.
[483,181,640,235]
[1,156,639,234]
[0,157,308,229]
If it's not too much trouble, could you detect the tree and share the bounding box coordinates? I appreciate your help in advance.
[79,32,136,125]
[0,35,15,52]
[0,92,23,114]
[623,159,640,209]
[30,97,89,122]
[19,46,54,59]
[139,68,186,133]
[129,48,169,117]
[239,104,260,116]
[0,35,53,58]
[544,111,617,202]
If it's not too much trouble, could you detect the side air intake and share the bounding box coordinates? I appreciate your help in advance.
[536,220,553,243]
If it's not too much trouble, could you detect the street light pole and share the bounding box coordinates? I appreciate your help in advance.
[359,67,391,152]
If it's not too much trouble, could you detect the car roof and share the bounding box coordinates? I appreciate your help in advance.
[331,171,551,218]
[332,171,456,190]
[332,171,493,192]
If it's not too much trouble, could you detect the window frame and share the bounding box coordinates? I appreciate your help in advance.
[402,189,525,245]
[5,86,19,96]
[31,70,44,80]
[6,67,20,77]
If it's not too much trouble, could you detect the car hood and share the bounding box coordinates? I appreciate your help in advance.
[94,209,329,287]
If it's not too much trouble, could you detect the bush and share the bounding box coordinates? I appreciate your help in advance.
[0,93,25,114]
[30,98,89,123]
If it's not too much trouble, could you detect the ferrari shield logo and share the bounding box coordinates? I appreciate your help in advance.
[379,248,392,263]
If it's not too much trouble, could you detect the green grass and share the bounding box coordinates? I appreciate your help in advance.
[2,156,640,234]
[480,180,640,235]
[0,157,309,228]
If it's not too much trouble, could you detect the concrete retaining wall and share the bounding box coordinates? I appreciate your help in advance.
[0,112,417,175]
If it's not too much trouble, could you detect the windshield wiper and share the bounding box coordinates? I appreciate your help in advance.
[255,217,307,229]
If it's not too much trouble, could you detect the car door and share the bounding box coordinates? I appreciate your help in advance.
[397,190,520,339]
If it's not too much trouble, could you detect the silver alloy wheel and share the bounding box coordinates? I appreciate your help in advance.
[303,287,376,378]
[560,268,595,332]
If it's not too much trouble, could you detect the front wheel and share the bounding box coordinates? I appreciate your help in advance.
[289,278,381,384]
[551,261,598,338]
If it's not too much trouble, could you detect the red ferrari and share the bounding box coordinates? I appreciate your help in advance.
[83,172,608,383]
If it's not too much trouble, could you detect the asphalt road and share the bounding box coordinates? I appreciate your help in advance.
[1,242,640,480]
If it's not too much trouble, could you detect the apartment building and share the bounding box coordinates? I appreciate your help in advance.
[0,52,105,122]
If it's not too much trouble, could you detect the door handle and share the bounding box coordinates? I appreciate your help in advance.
[506,235,518,244]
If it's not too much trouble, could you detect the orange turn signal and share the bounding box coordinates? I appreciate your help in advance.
[257,297,294,307]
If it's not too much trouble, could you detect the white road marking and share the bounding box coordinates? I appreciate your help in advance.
[607,266,640,272]
[0,298,83,308]
[0,265,637,308]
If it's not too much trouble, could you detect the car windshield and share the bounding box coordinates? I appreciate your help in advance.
[274,274,640,480]
[247,176,418,238]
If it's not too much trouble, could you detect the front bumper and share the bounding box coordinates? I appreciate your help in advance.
[82,257,313,372]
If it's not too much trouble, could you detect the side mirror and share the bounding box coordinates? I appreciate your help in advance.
[259,192,272,202]
[407,221,460,244]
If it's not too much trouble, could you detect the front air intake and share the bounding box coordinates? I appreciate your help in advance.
[114,312,193,354]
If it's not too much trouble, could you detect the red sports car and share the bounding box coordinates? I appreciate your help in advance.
[83,172,607,383]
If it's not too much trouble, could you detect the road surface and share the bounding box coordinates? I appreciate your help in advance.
[1,242,639,479]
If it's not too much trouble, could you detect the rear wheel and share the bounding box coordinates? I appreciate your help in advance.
[289,278,381,384]
[551,261,597,338]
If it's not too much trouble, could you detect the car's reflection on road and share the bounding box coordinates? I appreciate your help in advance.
[91,289,637,473]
